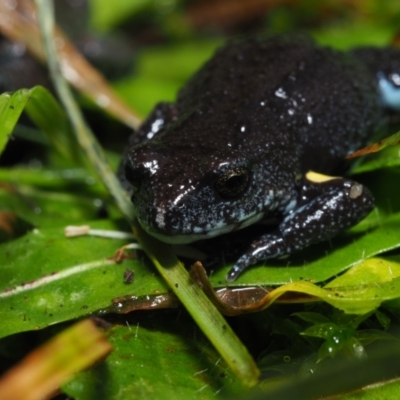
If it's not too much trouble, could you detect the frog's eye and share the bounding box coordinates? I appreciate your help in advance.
[215,167,250,198]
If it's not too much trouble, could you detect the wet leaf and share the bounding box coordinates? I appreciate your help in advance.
[300,323,341,340]
[317,334,363,362]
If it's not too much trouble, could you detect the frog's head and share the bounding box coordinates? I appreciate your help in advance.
[125,140,292,244]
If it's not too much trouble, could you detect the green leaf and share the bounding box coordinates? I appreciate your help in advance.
[301,323,339,340]
[222,258,400,315]
[355,329,396,346]
[325,256,400,288]
[0,219,168,339]
[347,130,400,160]
[209,212,400,286]
[318,335,364,362]
[375,310,391,330]
[62,315,246,400]
[292,312,331,325]
[23,86,76,159]
[0,86,85,166]
[350,145,400,174]
[324,275,400,314]
[89,0,152,32]
[312,20,396,49]
[0,167,103,193]
[0,91,27,154]
[0,184,106,227]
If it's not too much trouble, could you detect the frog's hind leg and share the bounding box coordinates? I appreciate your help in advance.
[226,173,374,282]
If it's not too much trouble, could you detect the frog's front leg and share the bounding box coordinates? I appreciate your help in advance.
[226,173,374,282]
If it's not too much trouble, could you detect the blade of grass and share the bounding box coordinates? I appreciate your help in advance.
[34,0,134,221]
[0,319,112,400]
[133,221,260,385]
[34,0,259,386]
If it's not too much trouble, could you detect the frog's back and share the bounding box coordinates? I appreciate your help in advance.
[177,35,383,174]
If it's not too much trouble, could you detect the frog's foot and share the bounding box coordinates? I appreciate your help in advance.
[226,176,374,282]
[226,234,284,282]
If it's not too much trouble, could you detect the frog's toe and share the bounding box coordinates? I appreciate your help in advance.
[226,234,285,282]
[226,261,248,282]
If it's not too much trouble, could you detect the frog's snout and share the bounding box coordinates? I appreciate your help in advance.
[125,143,168,193]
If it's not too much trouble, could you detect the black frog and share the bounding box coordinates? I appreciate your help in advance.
[121,35,400,281]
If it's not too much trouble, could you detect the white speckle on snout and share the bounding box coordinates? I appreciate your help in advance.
[143,160,159,175]
[275,87,287,99]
